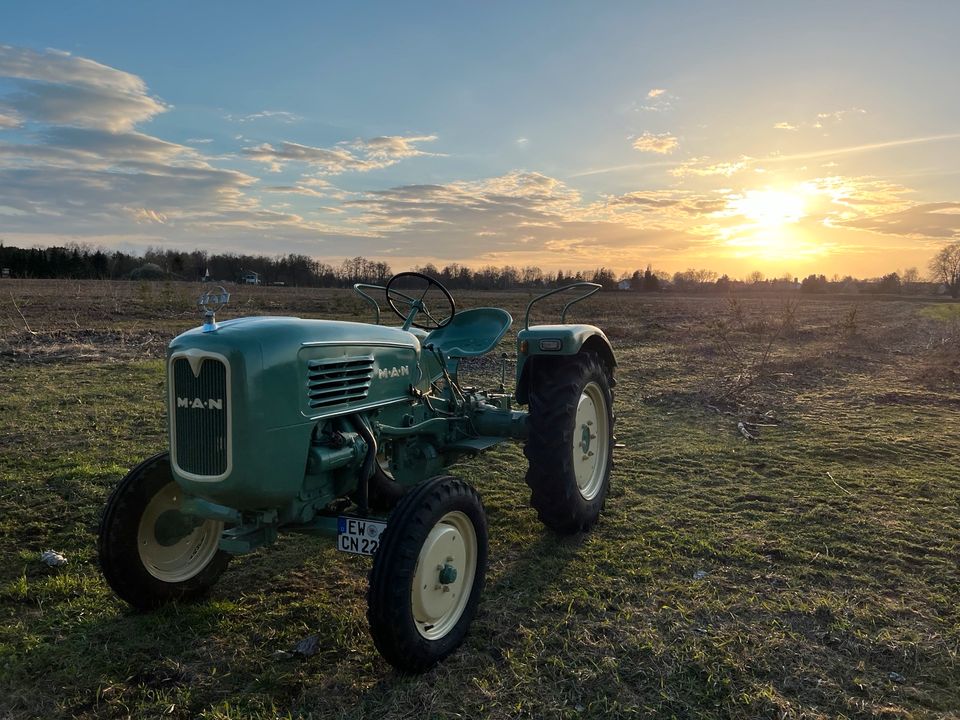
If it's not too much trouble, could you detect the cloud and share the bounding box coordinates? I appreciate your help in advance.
[608,190,725,215]
[0,107,22,128]
[227,110,301,123]
[632,132,679,154]
[636,88,675,112]
[670,156,749,177]
[668,134,960,180]
[243,141,373,173]
[0,45,167,131]
[352,134,438,160]
[841,202,960,240]
[336,170,707,263]
[813,107,866,128]
[130,208,168,224]
[242,134,438,173]
[773,107,867,133]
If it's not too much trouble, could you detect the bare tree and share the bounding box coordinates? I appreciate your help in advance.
[929,242,960,298]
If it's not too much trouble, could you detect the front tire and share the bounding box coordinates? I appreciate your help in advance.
[524,353,615,534]
[98,452,230,609]
[367,475,488,672]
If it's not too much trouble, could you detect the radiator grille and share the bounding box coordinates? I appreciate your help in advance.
[307,355,374,409]
[171,357,229,477]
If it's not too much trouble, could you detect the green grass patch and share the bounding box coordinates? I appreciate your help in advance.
[919,303,960,321]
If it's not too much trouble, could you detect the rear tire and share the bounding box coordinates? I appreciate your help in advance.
[98,452,230,609]
[367,475,488,672]
[524,353,615,534]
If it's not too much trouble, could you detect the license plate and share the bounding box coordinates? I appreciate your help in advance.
[336,516,386,556]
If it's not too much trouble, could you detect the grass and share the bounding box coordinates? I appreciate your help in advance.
[1,280,959,718]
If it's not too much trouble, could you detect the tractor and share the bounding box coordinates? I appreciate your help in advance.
[98,272,616,672]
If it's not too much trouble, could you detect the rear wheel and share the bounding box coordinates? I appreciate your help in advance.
[524,353,615,534]
[98,452,230,609]
[367,475,487,672]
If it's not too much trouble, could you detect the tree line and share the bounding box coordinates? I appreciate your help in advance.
[0,242,622,289]
[1,240,958,296]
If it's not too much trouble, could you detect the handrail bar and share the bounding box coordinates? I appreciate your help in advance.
[352,283,385,324]
[524,282,602,329]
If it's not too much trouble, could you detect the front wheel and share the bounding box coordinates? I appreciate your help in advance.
[524,352,615,534]
[367,475,488,672]
[98,452,230,609]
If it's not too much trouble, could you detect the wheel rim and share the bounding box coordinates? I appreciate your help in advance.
[411,511,477,640]
[137,482,223,582]
[573,381,610,501]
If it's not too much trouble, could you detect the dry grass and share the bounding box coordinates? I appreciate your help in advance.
[1,279,959,719]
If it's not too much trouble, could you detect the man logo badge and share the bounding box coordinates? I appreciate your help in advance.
[377,365,410,380]
[177,397,224,410]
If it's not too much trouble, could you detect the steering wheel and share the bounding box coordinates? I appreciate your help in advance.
[385,272,456,330]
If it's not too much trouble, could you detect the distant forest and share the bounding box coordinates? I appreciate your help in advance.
[0,241,938,295]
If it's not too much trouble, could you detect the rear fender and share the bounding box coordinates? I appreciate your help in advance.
[514,324,616,405]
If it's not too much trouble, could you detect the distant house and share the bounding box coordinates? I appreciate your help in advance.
[241,271,260,285]
[1,268,9,279]
[617,279,631,291]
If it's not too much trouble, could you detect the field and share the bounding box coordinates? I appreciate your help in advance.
[1,279,959,719]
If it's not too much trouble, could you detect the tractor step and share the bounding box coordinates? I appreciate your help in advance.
[447,436,504,453]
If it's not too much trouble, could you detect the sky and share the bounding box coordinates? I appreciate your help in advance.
[1,1,959,278]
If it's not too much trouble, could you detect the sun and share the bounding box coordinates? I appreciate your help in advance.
[718,186,825,262]
[728,188,807,226]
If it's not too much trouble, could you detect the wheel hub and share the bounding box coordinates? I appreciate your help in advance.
[580,424,592,454]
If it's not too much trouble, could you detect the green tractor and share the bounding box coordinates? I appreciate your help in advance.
[98,272,616,672]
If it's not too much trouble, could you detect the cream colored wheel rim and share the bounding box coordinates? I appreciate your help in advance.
[411,511,477,640]
[573,381,609,501]
[137,482,223,582]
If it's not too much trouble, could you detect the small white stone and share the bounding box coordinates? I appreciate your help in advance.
[41,550,67,567]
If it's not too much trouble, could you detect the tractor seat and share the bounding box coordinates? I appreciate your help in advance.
[424,307,513,358]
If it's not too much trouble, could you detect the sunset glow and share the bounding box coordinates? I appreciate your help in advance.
[728,190,807,228]
[1,3,959,278]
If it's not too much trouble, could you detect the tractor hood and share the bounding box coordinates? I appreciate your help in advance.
[168,316,423,426]
[176,315,421,353]
[166,316,422,508]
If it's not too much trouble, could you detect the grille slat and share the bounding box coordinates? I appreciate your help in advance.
[306,355,374,410]
[172,357,229,477]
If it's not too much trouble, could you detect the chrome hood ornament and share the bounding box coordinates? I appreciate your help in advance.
[198,286,230,333]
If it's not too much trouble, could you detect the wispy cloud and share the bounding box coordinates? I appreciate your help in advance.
[226,110,301,123]
[669,134,960,178]
[670,157,749,177]
[814,108,866,128]
[841,201,960,240]
[774,107,866,132]
[763,133,960,164]
[242,134,439,173]
[637,87,675,112]
[632,131,679,154]
[0,107,22,128]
